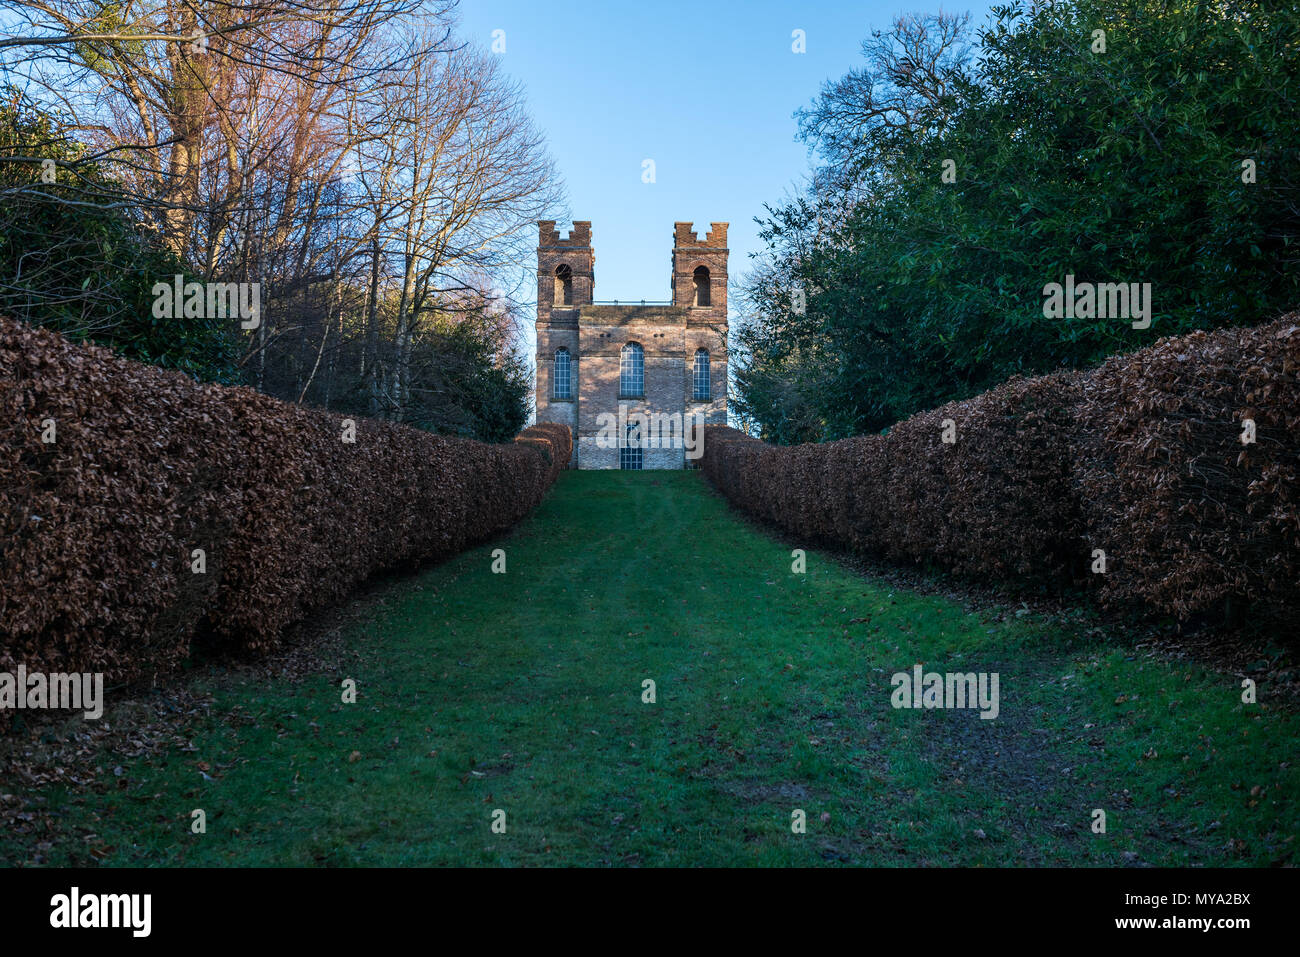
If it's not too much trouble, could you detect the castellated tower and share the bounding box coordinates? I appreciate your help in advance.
[534,220,728,469]
[670,221,729,319]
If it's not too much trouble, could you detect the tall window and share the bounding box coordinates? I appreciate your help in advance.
[692,349,710,401]
[620,420,644,470]
[554,263,573,305]
[692,266,711,307]
[553,348,571,399]
[620,342,644,397]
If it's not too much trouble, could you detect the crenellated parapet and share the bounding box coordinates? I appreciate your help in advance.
[672,221,728,248]
[539,220,593,248]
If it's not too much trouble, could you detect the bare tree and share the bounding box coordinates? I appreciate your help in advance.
[1,0,563,436]
[354,42,560,419]
[795,11,973,198]
[0,1,443,252]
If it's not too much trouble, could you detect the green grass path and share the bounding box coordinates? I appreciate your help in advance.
[9,472,1296,865]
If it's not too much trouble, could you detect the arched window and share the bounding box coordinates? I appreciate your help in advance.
[620,342,644,397]
[553,348,572,399]
[692,349,710,401]
[554,264,573,306]
[692,266,711,307]
[620,420,644,470]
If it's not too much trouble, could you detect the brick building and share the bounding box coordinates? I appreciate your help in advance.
[534,220,729,469]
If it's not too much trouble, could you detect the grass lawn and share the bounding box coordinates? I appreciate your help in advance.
[3,470,1295,866]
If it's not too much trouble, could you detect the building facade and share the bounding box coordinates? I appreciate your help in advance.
[534,220,728,469]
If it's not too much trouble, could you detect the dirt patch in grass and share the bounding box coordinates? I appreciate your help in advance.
[911,655,1071,787]
[716,780,827,804]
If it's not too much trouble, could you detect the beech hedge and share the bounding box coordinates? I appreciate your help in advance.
[704,316,1299,627]
[0,317,569,707]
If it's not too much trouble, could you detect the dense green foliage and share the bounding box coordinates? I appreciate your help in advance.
[417,327,531,442]
[0,88,241,382]
[371,314,532,443]
[737,0,1300,441]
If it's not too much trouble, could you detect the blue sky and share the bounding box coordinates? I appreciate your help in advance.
[456,1,992,308]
